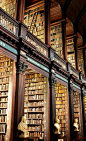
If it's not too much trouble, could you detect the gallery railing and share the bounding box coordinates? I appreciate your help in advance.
[54,52,67,71]
[0,7,85,81]
[26,30,48,57]
[0,7,19,36]
[71,66,79,79]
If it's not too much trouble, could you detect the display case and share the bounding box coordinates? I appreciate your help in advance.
[66,38,75,68]
[51,23,63,58]
[78,49,84,75]
[24,2,44,42]
[0,0,16,18]
[55,83,68,138]
[0,53,13,141]
[24,69,48,140]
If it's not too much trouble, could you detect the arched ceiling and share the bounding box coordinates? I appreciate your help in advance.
[58,0,86,42]
[25,0,86,43]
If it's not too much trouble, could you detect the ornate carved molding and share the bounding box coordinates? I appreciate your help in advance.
[68,79,73,95]
[16,61,28,74]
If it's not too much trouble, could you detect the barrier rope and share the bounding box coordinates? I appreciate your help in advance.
[72,137,78,141]
[73,136,86,141]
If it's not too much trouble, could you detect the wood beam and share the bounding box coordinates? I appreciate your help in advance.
[62,20,67,60]
[62,0,72,18]
[83,48,86,77]
[16,0,25,22]
[74,36,79,70]
[74,5,86,33]
[44,0,51,46]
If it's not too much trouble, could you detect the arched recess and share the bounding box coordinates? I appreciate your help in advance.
[66,0,86,25]
[77,12,86,44]
[66,17,74,36]
[50,0,62,23]
[74,6,86,33]
[77,32,83,47]
[62,0,72,18]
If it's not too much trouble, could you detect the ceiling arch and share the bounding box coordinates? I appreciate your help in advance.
[62,0,72,18]
[74,6,86,33]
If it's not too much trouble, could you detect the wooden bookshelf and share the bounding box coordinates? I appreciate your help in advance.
[55,83,68,138]
[73,91,80,134]
[50,23,63,58]
[66,38,75,68]
[24,3,44,42]
[0,0,16,18]
[78,49,84,75]
[0,53,13,140]
[24,71,47,140]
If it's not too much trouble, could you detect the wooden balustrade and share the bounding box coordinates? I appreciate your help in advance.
[54,52,67,70]
[71,66,79,79]
[26,30,48,57]
[0,7,19,36]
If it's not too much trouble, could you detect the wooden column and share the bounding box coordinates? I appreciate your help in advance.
[68,78,75,141]
[49,72,56,141]
[16,0,25,22]
[81,86,85,139]
[62,20,67,60]
[13,47,26,141]
[74,36,79,70]
[44,0,50,46]
[83,48,86,77]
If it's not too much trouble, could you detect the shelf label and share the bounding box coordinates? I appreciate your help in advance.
[0,40,18,55]
[26,56,49,72]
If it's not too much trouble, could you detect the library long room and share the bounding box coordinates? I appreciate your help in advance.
[0,0,86,141]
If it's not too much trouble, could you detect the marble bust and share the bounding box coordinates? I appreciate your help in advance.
[54,118,61,134]
[17,116,29,138]
[73,119,79,132]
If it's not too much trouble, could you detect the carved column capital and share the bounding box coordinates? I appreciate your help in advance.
[68,79,73,95]
[81,85,85,99]
[16,61,28,74]
[49,77,55,87]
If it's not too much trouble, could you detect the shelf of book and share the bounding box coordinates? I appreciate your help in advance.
[0,53,13,141]
[24,3,44,43]
[55,82,69,138]
[73,91,80,134]
[0,0,16,18]
[78,49,84,75]
[66,38,75,68]
[51,23,63,58]
[24,70,48,140]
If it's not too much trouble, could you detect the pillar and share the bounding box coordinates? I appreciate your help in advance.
[62,20,67,60]
[83,48,86,77]
[49,71,56,141]
[13,46,26,141]
[44,0,50,46]
[16,0,25,22]
[81,86,85,139]
[74,36,79,70]
[68,78,75,141]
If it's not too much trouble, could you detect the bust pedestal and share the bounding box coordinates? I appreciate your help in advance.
[18,137,29,141]
[54,133,61,141]
[74,131,79,141]
[18,137,39,141]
